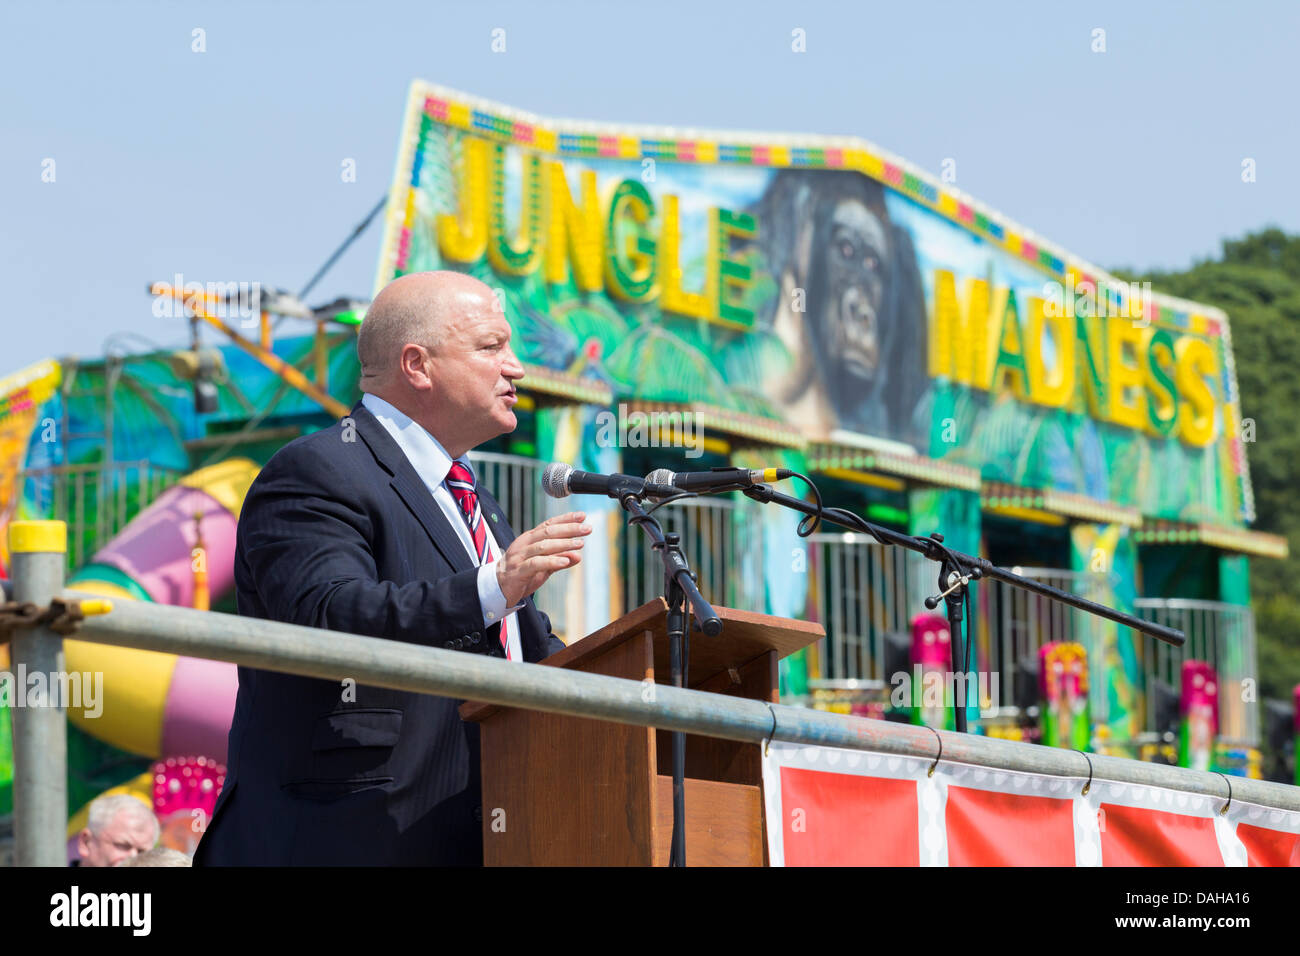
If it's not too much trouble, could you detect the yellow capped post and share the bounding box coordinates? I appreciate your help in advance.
[7,518,69,866]
[8,519,67,555]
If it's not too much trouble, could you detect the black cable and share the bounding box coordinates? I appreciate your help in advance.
[927,725,943,777]
[299,194,387,300]
[656,471,830,537]
[683,595,692,692]
[780,471,894,547]
[624,507,665,537]
[963,584,975,716]
[642,489,699,516]
[1216,772,1233,815]
[1078,750,1094,795]
[787,471,825,538]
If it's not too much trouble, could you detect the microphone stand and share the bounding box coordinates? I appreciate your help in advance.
[618,491,721,867]
[738,483,1184,734]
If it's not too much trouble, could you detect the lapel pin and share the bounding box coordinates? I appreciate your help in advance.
[490,513,499,523]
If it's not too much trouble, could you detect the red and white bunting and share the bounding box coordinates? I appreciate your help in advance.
[761,742,1300,866]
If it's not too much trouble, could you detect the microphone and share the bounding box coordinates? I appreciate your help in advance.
[542,462,659,500]
[645,466,794,495]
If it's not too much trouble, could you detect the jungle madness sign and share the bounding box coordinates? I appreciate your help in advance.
[376,82,1253,527]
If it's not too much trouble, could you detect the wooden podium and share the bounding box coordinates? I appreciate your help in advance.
[459,599,824,866]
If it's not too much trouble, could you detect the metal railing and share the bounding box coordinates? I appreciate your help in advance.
[806,532,927,682]
[18,460,183,571]
[981,567,1116,719]
[467,451,548,531]
[5,539,1299,867]
[1135,598,1259,746]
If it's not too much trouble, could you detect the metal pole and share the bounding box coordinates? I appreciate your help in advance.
[8,521,68,867]
[50,589,1300,814]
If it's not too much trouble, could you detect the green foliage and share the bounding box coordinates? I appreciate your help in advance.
[1117,228,1300,701]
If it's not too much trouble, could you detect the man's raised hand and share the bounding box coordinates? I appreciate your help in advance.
[496,511,592,607]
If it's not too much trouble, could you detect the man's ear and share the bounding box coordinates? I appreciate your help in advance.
[399,344,434,391]
[76,828,92,858]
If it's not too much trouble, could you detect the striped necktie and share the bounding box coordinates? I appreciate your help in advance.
[445,462,512,659]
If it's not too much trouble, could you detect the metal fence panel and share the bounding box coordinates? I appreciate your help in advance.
[19,461,183,571]
[466,450,566,627]
[623,494,765,617]
[1135,599,1259,746]
[806,533,926,682]
[981,567,1115,719]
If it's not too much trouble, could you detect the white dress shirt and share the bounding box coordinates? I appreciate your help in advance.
[361,392,523,661]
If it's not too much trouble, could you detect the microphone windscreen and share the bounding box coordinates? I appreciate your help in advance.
[541,462,573,499]
[645,468,676,486]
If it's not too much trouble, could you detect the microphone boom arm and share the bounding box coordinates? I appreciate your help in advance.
[740,482,1184,649]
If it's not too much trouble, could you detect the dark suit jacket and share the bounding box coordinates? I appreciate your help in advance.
[193,402,564,866]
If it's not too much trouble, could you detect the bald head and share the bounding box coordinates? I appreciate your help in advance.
[358,271,497,387]
[356,270,525,458]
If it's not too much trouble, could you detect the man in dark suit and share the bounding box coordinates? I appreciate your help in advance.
[194,271,591,866]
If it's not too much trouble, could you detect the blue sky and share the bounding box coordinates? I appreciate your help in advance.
[2,0,1296,371]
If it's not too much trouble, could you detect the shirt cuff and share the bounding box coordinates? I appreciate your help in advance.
[478,563,524,627]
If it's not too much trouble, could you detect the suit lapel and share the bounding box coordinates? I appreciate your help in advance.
[351,403,475,575]
[351,401,548,658]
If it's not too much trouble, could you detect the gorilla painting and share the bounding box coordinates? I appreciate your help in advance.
[750,169,930,451]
